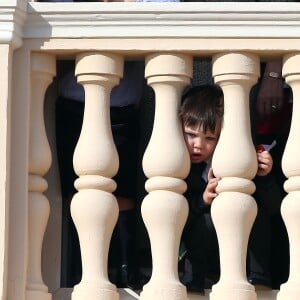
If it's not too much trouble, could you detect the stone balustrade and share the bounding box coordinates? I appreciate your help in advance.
[1,1,300,300]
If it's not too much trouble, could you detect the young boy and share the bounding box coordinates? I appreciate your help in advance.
[179,84,223,294]
[179,84,280,294]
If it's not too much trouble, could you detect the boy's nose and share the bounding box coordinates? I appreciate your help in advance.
[194,139,202,149]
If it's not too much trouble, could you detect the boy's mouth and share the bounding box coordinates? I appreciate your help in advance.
[191,153,203,162]
[192,151,202,157]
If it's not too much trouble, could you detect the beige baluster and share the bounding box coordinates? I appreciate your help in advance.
[277,53,300,300]
[71,52,122,300]
[27,53,56,300]
[210,53,260,300]
[140,53,192,300]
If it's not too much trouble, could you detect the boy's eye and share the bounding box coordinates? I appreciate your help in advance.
[206,136,216,141]
[185,132,196,138]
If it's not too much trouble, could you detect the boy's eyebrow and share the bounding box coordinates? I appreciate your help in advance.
[184,127,201,133]
[207,133,219,138]
[185,125,220,136]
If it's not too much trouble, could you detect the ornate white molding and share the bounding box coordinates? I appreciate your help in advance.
[24,2,300,40]
[0,0,27,48]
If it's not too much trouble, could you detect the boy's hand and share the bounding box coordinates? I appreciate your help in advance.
[203,168,221,205]
[257,150,273,176]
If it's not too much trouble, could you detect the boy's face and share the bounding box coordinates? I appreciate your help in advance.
[183,123,221,164]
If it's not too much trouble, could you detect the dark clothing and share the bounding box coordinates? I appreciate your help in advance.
[184,162,211,215]
[182,159,283,287]
[253,173,282,216]
[110,105,140,199]
[247,172,283,285]
[182,163,219,285]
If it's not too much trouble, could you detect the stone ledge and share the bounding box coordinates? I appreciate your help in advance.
[53,287,279,300]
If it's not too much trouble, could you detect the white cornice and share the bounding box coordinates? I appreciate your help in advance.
[24,2,300,39]
[0,0,27,48]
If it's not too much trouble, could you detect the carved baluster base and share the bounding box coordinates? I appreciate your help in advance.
[140,190,188,300]
[71,188,119,300]
[277,193,300,300]
[210,192,257,300]
[26,192,51,300]
[211,284,256,300]
[140,284,186,300]
[72,285,119,300]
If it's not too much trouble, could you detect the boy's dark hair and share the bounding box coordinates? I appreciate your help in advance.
[179,84,224,134]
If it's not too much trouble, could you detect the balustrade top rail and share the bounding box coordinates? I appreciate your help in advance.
[2,1,300,54]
